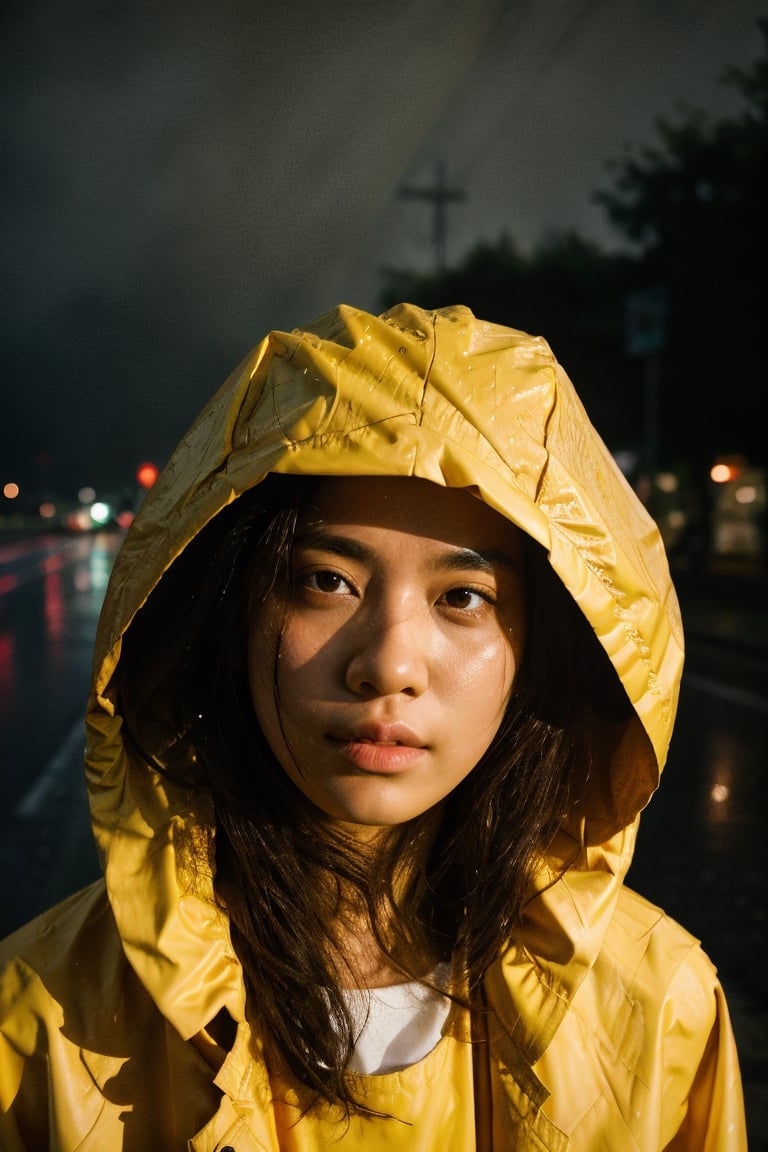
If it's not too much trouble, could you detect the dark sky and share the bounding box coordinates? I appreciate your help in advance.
[2,0,765,503]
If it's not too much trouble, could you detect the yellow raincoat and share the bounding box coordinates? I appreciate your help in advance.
[0,304,746,1149]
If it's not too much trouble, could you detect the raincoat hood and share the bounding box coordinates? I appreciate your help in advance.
[85,302,684,1053]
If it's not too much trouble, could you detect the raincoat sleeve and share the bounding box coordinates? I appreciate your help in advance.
[666,968,747,1150]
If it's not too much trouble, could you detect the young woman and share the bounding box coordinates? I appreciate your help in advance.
[0,303,746,1149]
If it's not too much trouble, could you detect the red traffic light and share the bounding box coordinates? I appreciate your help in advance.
[136,462,160,489]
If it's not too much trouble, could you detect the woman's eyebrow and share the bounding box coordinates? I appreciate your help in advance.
[296,531,518,573]
[294,531,372,563]
[431,547,520,574]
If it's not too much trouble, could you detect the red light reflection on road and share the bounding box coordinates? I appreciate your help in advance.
[0,574,18,596]
[44,569,65,643]
[0,632,14,720]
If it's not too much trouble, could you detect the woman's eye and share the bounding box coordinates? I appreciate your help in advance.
[442,586,493,611]
[304,570,351,595]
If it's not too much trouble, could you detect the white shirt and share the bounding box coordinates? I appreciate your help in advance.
[341,963,452,1074]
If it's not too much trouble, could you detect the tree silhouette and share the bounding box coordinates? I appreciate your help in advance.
[594,16,767,569]
[380,17,768,575]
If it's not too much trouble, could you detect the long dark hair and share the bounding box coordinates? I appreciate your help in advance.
[118,474,632,1115]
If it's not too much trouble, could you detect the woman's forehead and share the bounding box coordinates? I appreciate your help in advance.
[297,475,524,554]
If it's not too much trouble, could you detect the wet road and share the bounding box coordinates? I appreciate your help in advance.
[0,531,122,927]
[0,531,766,1141]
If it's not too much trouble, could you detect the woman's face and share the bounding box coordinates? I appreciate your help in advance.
[248,476,526,830]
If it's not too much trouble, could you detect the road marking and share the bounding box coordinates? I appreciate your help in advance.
[14,718,86,818]
[684,673,768,715]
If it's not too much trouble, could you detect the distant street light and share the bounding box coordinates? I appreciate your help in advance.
[136,462,160,489]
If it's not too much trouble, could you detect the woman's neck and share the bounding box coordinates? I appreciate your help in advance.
[330,889,443,990]
[325,810,446,989]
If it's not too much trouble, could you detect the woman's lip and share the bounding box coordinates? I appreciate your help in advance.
[330,722,424,747]
[332,737,426,774]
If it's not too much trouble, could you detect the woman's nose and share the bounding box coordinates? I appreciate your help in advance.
[345,608,430,698]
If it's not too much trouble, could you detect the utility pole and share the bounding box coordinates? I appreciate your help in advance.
[398,161,465,275]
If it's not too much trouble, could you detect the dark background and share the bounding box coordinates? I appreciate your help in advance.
[2,0,766,509]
